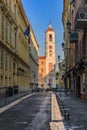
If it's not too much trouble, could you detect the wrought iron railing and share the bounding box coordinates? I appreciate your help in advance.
[74,6,87,28]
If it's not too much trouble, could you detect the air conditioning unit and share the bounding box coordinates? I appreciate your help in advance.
[79,12,85,19]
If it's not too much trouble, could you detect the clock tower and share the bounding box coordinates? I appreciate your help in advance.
[45,24,56,88]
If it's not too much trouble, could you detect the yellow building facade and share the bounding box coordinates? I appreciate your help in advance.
[62,0,74,92]
[29,25,39,90]
[0,0,39,94]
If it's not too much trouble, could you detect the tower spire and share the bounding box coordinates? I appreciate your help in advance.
[49,20,52,28]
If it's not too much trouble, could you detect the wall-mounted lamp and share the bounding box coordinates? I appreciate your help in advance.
[67,20,71,32]
[61,42,65,50]
[61,42,68,51]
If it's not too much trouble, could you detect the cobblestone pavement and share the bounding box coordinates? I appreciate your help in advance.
[56,92,87,130]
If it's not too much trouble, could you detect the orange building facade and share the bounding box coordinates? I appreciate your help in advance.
[38,56,46,89]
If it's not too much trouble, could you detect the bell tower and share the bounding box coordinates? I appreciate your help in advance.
[45,24,56,88]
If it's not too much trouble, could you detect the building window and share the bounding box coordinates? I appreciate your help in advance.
[6,21,8,43]
[5,52,8,70]
[49,50,52,53]
[2,13,4,40]
[49,78,52,83]
[49,45,52,49]
[0,48,1,68]
[49,54,52,57]
[6,0,7,4]
[10,26,12,45]
[1,48,4,69]
[15,33,16,51]
[48,78,52,87]
[49,34,52,41]
[85,0,87,4]
[1,75,3,86]
[42,68,43,72]
[10,0,11,11]
[14,5,16,17]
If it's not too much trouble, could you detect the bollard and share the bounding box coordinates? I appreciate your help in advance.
[63,108,70,120]
[64,112,70,120]
[60,92,61,97]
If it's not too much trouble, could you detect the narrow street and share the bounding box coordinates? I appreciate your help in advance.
[1,0,87,130]
[0,92,51,130]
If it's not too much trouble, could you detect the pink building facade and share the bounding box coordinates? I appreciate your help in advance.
[73,0,87,99]
[63,0,87,99]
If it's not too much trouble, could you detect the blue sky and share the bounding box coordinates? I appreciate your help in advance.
[21,0,64,64]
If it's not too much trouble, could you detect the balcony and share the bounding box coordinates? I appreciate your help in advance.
[70,31,78,43]
[74,7,87,29]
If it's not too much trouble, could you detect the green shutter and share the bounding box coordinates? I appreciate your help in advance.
[84,0,87,3]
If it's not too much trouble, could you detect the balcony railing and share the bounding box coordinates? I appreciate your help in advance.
[70,31,78,43]
[74,7,87,29]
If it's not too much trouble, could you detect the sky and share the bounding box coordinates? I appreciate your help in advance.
[21,0,64,68]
